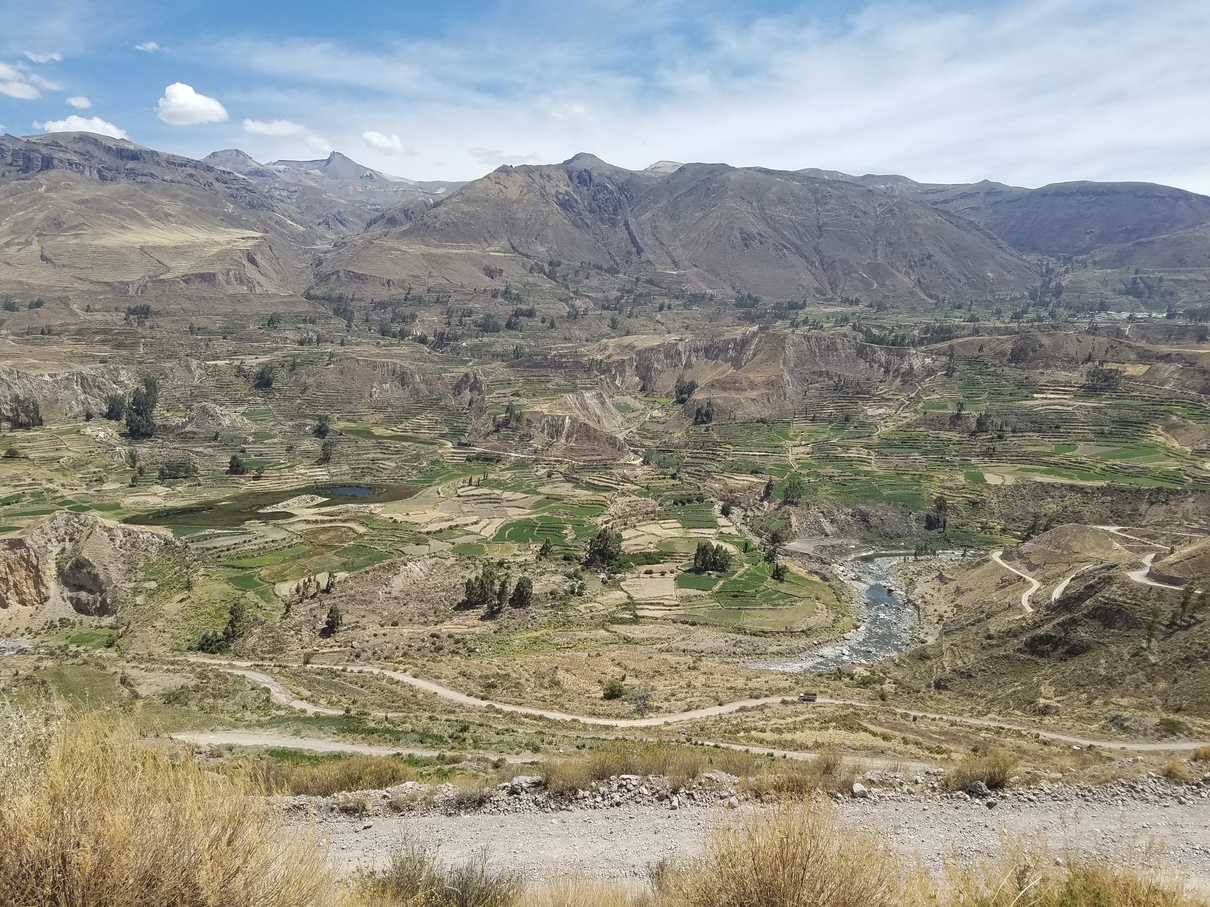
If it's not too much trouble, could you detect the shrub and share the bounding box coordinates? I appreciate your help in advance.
[0,717,348,907]
[943,750,1018,792]
[157,459,198,481]
[945,842,1202,907]
[6,395,42,430]
[541,741,707,796]
[740,750,859,798]
[1191,746,1210,763]
[660,802,912,907]
[602,678,627,700]
[228,453,247,475]
[124,376,158,438]
[256,755,418,797]
[3,447,21,459]
[363,838,522,907]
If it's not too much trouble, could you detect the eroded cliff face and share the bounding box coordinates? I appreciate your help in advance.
[0,538,50,610]
[593,331,935,420]
[0,511,186,631]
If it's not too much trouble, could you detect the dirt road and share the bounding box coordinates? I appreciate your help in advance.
[317,795,1210,893]
[991,550,1039,613]
[191,658,1210,752]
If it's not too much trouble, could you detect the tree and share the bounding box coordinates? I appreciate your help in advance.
[538,538,553,558]
[158,459,198,481]
[465,562,503,608]
[6,395,42,430]
[318,438,336,464]
[324,604,343,635]
[125,376,158,439]
[692,400,714,425]
[509,576,534,608]
[585,527,623,568]
[762,478,775,501]
[103,393,126,421]
[228,454,247,475]
[253,363,275,391]
[781,474,806,505]
[771,562,789,581]
[602,678,626,700]
[314,414,331,438]
[692,541,732,574]
[674,377,697,404]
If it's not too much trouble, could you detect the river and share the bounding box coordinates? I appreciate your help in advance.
[755,554,920,673]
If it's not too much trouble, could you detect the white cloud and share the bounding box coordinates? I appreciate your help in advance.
[66,96,91,109]
[362,131,415,155]
[305,134,333,154]
[0,81,40,100]
[470,147,542,167]
[210,0,1210,193]
[244,117,306,136]
[25,51,62,63]
[156,82,228,125]
[38,115,127,139]
[135,42,159,52]
[0,61,40,99]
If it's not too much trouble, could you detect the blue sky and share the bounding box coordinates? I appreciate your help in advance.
[1,0,1208,192]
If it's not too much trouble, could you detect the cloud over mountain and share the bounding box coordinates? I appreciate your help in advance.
[156,83,228,125]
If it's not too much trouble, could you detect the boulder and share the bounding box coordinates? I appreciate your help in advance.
[851,783,869,799]
[968,780,992,798]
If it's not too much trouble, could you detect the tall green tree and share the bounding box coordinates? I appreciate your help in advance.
[124,376,159,439]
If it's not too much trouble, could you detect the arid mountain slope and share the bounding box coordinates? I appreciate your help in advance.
[801,168,1210,260]
[319,154,1036,304]
[203,149,462,235]
[0,132,311,297]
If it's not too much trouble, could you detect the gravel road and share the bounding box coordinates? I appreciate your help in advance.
[313,793,1210,893]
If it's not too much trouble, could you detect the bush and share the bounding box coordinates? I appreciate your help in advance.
[660,803,910,907]
[364,838,522,907]
[228,454,247,475]
[585,527,623,568]
[157,459,198,481]
[3,447,21,459]
[103,393,126,421]
[6,395,42,430]
[256,755,418,797]
[541,741,707,796]
[0,717,348,907]
[1192,746,1210,763]
[943,750,1018,792]
[602,678,627,700]
[124,376,158,439]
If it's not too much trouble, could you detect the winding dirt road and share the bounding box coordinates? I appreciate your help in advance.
[188,659,1210,753]
[991,550,1039,613]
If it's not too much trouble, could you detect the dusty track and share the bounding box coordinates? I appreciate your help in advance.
[189,658,1210,752]
[990,550,1039,613]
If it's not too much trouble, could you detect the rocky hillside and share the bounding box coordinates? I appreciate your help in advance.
[318,154,1037,305]
[0,132,311,297]
[0,512,187,634]
[801,168,1210,261]
[896,524,1210,720]
[203,149,462,235]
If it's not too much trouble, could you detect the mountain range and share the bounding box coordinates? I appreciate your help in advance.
[4,129,1210,306]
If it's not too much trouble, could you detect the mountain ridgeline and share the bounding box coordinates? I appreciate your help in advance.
[3,131,1210,307]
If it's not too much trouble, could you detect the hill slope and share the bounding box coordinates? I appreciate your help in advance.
[0,132,311,297]
[318,154,1036,305]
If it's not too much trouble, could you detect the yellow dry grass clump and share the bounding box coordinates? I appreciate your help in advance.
[0,714,1204,907]
[0,715,351,907]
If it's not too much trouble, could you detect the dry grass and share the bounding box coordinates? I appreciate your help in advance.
[946,843,1204,907]
[1161,760,1192,783]
[524,877,652,907]
[0,715,351,907]
[740,751,861,798]
[541,741,709,795]
[656,801,924,907]
[362,837,522,907]
[255,754,419,797]
[1191,746,1210,763]
[944,750,1019,792]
